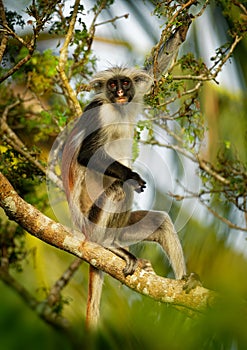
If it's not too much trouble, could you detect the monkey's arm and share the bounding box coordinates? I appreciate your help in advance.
[77,136,146,192]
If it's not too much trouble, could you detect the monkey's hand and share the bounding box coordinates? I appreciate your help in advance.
[128,171,146,193]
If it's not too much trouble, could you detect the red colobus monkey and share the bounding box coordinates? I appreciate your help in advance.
[60,22,192,328]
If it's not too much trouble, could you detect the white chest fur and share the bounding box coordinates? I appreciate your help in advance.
[100,103,141,167]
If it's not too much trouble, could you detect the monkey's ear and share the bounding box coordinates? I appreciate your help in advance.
[90,78,104,92]
[133,72,152,83]
[132,71,153,93]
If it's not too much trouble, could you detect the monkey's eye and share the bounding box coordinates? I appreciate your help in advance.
[122,81,130,88]
[109,82,116,89]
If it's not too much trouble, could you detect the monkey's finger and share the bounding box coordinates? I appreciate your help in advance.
[134,185,146,193]
[140,183,147,191]
[123,257,138,276]
[125,179,140,190]
[134,187,142,193]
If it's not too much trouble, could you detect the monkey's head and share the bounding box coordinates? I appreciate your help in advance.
[90,67,153,104]
[106,76,134,104]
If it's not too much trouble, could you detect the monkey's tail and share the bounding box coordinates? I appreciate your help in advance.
[86,265,104,330]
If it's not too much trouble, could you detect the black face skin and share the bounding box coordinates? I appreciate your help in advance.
[106,76,135,104]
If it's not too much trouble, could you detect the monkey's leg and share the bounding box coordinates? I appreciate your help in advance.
[126,210,187,279]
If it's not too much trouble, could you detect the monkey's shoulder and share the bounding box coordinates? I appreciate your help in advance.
[83,99,124,124]
[84,98,104,112]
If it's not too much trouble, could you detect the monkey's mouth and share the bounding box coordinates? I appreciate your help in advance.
[116,97,128,104]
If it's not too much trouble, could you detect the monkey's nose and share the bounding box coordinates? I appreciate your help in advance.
[117,89,124,97]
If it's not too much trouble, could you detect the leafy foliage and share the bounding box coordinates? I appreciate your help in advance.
[0,146,44,195]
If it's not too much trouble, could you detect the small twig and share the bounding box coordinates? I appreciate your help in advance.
[0,102,46,174]
[170,185,247,232]
[141,134,245,232]
[88,0,108,34]
[0,0,48,83]
[193,0,210,18]
[172,74,212,81]
[211,35,242,80]
[2,100,21,124]
[70,0,108,74]
[0,0,8,62]
[3,133,46,174]
[95,13,129,27]
[157,81,202,108]
[0,53,34,83]
[56,0,82,117]
[0,268,69,328]
[47,258,82,307]
[140,139,196,163]
[0,102,62,189]
[198,195,247,232]
[0,24,29,48]
[197,157,230,186]
[232,0,247,17]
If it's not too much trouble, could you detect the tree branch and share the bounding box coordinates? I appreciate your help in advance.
[0,0,8,62]
[0,268,68,329]
[0,101,47,175]
[47,258,82,307]
[0,171,217,315]
[94,13,129,27]
[0,52,34,83]
[56,0,82,118]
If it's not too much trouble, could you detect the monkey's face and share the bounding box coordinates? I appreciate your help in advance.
[106,76,135,104]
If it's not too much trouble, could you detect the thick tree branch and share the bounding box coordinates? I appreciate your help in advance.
[0,172,217,315]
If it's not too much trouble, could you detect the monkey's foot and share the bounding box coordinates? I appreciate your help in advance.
[107,247,138,276]
[138,258,156,274]
[124,258,156,276]
[107,248,156,276]
[123,256,138,276]
[182,272,202,293]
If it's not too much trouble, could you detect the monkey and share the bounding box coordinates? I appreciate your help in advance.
[60,21,194,329]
